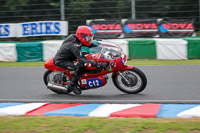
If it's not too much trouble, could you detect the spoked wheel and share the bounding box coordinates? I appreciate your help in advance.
[113,67,147,94]
[43,70,72,94]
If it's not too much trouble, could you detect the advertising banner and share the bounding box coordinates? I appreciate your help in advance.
[123,19,158,38]
[89,20,122,39]
[159,19,195,37]
[17,21,68,37]
[0,23,16,38]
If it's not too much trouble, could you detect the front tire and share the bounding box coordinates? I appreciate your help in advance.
[112,67,147,94]
[43,70,71,94]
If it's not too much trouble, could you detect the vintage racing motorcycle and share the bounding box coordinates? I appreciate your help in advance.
[43,40,147,94]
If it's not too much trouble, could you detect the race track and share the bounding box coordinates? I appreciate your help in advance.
[0,65,200,104]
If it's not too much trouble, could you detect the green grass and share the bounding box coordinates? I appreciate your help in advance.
[126,59,200,65]
[0,116,200,133]
[0,61,44,67]
[1,59,200,67]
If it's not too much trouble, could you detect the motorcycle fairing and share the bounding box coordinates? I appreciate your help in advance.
[80,75,107,88]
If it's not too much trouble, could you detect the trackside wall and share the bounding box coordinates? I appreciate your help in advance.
[0,38,200,62]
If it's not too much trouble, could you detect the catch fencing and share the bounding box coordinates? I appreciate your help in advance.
[0,0,199,41]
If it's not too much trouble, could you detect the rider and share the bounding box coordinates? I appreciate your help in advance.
[54,26,108,95]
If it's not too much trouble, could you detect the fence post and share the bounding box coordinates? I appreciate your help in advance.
[60,0,65,39]
[131,0,136,19]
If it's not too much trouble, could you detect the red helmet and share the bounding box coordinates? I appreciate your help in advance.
[76,26,94,47]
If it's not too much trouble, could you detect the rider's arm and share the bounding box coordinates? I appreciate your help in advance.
[71,44,97,66]
[82,51,90,56]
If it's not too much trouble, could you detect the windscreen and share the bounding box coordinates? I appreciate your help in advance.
[89,41,122,59]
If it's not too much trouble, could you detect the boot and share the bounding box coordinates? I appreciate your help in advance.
[67,67,83,95]
[67,82,82,95]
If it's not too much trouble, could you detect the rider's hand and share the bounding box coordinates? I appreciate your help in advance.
[96,62,109,69]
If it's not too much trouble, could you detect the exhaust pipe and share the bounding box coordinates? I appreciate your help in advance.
[47,83,68,92]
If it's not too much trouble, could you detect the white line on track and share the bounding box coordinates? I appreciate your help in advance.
[1,99,200,104]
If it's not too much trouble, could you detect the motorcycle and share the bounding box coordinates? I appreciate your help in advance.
[43,40,147,94]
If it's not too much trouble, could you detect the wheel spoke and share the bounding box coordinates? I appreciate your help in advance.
[117,70,142,92]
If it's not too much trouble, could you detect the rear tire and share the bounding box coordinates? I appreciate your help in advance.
[112,67,147,94]
[43,70,71,94]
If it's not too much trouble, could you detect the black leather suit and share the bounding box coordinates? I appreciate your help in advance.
[54,34,97,69]
[53,34,98,89]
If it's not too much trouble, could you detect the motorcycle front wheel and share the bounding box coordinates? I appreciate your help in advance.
[112,67,147,94]
[43,70,71,94]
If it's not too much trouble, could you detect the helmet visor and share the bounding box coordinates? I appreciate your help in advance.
[81,33,93,42]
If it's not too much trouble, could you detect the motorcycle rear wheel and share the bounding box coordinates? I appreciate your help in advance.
[43,70,71,94]
[113,67,147,94]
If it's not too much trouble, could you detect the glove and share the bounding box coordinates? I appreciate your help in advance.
[96,62,109,69]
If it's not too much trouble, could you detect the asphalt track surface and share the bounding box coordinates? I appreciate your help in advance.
[0,65,200,104]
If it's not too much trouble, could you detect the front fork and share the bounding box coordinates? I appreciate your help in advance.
[112,65,134,83]
[112,65,134,85]
[116,71,131,86]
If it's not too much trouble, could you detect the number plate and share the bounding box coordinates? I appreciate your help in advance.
[87,78,102,88]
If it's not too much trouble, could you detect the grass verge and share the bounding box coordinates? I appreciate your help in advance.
[126,59,200,65]
[1,59,200,67]
[0,61,44,67]
[0,116,200,133]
